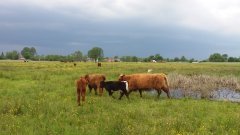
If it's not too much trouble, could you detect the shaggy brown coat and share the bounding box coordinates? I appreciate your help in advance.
[118,73,170,98]
[85,74,106,96]
[76,77,88,106]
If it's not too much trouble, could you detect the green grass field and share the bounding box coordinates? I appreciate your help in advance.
[0,61,240,134]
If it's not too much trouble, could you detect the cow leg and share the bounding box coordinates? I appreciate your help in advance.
[157,90,162,98]
[128,90,133,96]
[108,91,113,96]
[110,91,116,99]
[99,88,103,96]
[88,85,92,93]
[139,90,143,97]
[77,88,81,106]
[118,91,124,100]
[81,89,86,102]
[163,87,171,98]
[94,88,98,95]
[124,90,129,100]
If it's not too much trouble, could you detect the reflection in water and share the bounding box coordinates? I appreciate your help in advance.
[147,89,240,102]
[211,89,240,102]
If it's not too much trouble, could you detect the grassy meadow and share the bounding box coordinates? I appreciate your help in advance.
[0,61,240,135]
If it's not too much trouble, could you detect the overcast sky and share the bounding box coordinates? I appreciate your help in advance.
[1,0,240,60]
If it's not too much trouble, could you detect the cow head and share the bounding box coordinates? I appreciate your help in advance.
[118,74,125,81]
[80,77,88,86]
[84,74,89,82]
[100,81,105,88]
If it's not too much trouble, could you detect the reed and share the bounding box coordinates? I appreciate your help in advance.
[168,73,240,98]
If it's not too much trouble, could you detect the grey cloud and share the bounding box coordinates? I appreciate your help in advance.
[1,3,240,60]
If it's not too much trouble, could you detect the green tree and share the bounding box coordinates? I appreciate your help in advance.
[6,50,19,60]
[71,50,83,61]
[149,55,154,60]
[228,57,239,62]
[228,57,236,62]
[88,47,104,62]
[189,58,195,63]
[0,52,5,59]
[120,56,139,62]
[30,47,37,56]
[21,47,37,59]
[209,53,225,62]
[180,56,187,62]
[154,54,163,61]
[82,55,88,62]
[45,55,65,61]
[174,57,180,62]
[222,54,228,62]
[132,56,138,62]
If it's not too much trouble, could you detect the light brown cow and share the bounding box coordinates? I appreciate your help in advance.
[85,74,106,96]
[118,73,170,98]
[76,77,88,106]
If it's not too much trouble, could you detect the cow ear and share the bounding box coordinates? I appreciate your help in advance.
[120,74,125,77]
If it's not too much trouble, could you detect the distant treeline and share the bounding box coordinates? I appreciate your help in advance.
[1,47,240,62]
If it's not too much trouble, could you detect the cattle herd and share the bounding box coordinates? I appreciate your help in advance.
[76,73,170,106]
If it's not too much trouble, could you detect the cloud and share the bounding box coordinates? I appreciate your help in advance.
[1,0,240,59]
[2,0,240,35]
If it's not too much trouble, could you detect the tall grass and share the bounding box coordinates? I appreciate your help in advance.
[0,61,240,134]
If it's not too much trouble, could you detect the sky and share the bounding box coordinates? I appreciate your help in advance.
[1,0,240,60]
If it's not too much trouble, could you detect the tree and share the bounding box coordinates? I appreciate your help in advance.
[30,47,37,56]
[209,53,225,62]
[228,57,236,62]
[228,57,239,62]
[21,47,37,59]
[222,54,228,62]
[88,47,104,62]
[71,50,83,61]
[120,56,139,62]
[6,50,19,60]
[154,54,163,61]
[189,58,195,63]
[0,52,5,59]
[45,55,65,61]
[132,56,138,62]
[174,57,180,62]
[82,55,88,62]
[180,56,187,62]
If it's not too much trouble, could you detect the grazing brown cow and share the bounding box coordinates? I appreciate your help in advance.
[119,73,170,98]
[85,74,106,96]
[97,62,102,67]
[74,63,77,67]
[76,77,88,106]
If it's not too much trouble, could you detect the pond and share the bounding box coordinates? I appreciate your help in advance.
[147,89,240,102]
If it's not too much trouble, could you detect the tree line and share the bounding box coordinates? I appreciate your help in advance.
[1,47,240,62]
[0,47,104,62]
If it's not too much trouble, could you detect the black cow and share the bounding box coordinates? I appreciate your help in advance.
[100,81,129,100]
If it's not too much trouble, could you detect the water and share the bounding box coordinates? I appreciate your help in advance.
[147,89,240,102]
[211,89,240,102]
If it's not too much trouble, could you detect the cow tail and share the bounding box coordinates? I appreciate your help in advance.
[164,76,169,88]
